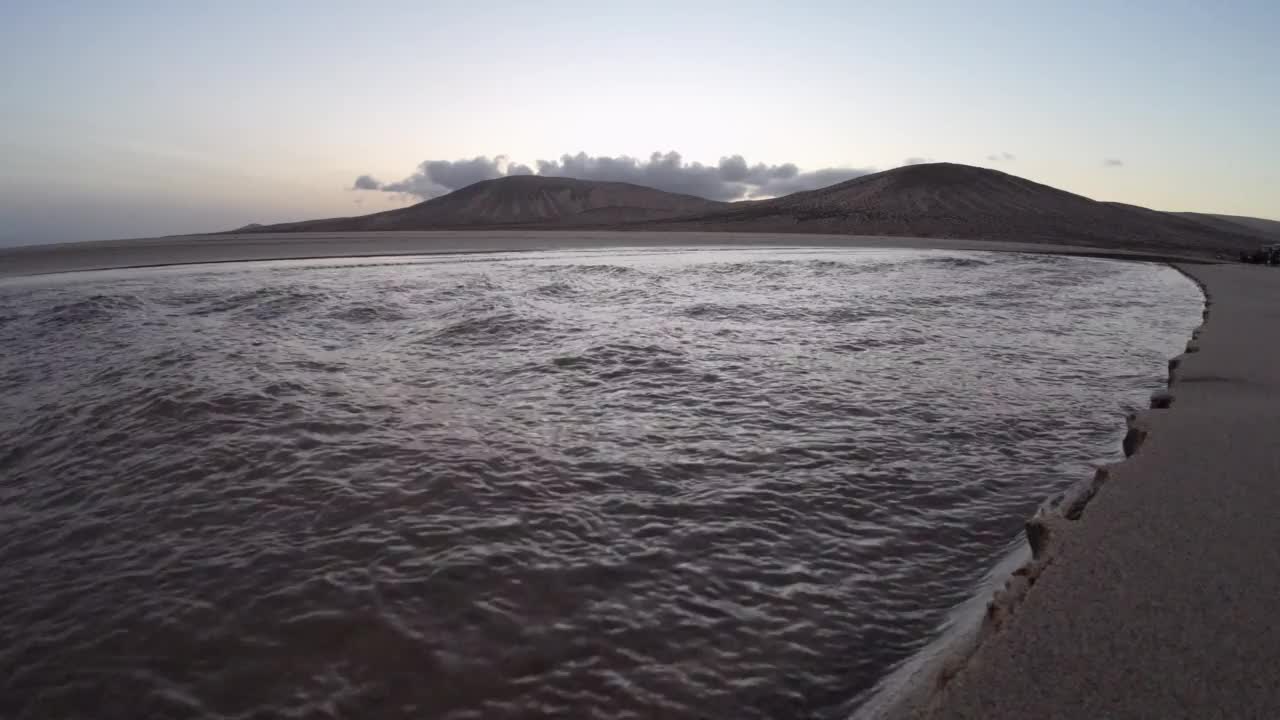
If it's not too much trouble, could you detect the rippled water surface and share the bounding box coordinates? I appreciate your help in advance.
[0,248,1202,719]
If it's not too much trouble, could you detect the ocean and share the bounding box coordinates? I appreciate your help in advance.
[0,247,1202,719]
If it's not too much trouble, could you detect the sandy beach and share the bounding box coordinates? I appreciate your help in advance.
[0,230,1213,279]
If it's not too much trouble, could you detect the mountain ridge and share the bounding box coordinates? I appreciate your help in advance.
[642,163,1267,254]
[1171,212,1280,242]
[236,163,1274,256]
[246,176,727,233]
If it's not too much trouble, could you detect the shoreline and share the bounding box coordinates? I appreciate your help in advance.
[0,230,1217,279]
[852,260,1211,719]
[909,261,1280,718]
[848,539,1032,719]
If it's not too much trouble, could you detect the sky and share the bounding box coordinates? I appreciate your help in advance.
[1,0,1276,246]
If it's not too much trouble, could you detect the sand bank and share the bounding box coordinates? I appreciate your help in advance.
[882,262,1280,719]
[0,231,1210,279]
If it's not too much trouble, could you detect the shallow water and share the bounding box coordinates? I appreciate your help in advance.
[0,247,1201,719]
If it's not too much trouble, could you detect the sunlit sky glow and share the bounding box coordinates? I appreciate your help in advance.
[1,0,1276,245]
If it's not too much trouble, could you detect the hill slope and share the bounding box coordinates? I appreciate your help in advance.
[247,176,727,232]
[1172,212,1280,242]
[239,163,1269,257]
[655,163,1265,254]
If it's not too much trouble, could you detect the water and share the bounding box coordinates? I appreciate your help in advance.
[0,247,1202,719]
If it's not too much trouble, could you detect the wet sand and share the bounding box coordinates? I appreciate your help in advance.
[0,231,1210,278]
[903,262,1280,719]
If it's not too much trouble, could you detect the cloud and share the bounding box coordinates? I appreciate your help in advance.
[903,157,934,166]
[1104,158,1124,167]
[373,155,506,197]
[351,174,382,190]
[986,152,1016,162]
[352,151,875,201]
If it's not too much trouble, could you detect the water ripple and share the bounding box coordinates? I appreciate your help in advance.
[0,248,1202,719]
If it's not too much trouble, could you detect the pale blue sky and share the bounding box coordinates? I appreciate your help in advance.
[1,0,1276,245]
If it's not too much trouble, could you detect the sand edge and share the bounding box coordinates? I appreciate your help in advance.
[850,262,1212,720]
[0,231,1217,280]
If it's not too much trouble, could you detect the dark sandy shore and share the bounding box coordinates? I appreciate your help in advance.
[0,231,1211,279]
[891,262,1280,719]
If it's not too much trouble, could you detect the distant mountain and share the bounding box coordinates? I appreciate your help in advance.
[654,163,1267,255]
[236,163,1271,257]
[242,176,727,232]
